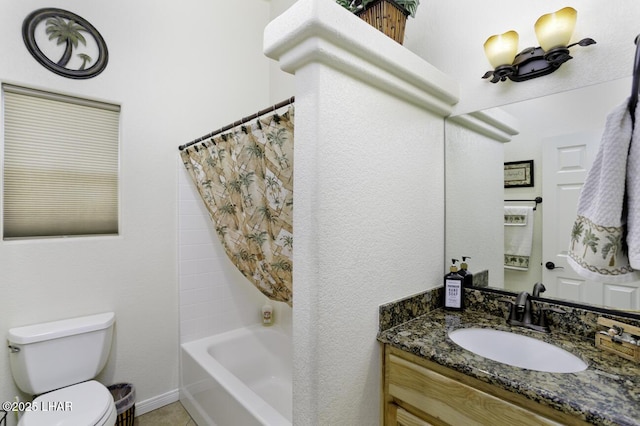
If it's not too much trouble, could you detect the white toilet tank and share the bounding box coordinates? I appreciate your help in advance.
[7,312,115,395]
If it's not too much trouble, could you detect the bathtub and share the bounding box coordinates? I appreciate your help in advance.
[180,325,292,426]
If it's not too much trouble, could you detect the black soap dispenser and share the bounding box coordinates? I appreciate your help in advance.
[459,256,474,288]
[444,259,464,311]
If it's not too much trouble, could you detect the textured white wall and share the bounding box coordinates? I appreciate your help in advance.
[293,66,446,425]
[0,1,273,423]
[407,0,640,114]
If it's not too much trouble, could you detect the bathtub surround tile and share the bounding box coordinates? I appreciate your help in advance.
[180,257,220,276]
[180,301,214,322]
[179,161,280,344]
[178,214,212,231]
[180,273,217,291]
[177,200,206,217]
[180,228,218,246]
[179,242,218,261]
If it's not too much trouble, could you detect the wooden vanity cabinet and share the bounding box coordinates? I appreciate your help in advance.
[382,345,588,426]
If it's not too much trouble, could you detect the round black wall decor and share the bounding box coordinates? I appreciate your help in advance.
[22,8,108,79]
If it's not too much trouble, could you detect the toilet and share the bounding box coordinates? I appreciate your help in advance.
[7,312,118,426]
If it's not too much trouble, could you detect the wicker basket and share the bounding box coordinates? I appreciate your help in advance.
[108,383,136,426]
[356,0,409,44]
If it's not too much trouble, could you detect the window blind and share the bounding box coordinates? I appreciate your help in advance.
[3,84,120,239]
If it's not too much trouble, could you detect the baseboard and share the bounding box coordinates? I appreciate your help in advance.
[134,389,180,416]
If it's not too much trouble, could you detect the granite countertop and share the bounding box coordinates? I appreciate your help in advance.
[378,308,640,426]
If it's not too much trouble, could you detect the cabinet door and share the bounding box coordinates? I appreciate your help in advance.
[387,353,562,426]
[388,403,433,426]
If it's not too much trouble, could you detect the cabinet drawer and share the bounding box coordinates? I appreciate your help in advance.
[389,403,433,426]
[387,353,561,426]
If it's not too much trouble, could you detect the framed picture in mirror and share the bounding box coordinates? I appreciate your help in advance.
[504,160,534,188]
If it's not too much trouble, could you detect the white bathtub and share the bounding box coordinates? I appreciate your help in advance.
[180,325,292,426]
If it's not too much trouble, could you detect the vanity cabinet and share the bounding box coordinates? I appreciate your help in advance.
[383,345,588,426]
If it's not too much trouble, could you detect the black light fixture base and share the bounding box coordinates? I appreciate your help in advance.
[482,38,596,83]
[483,64,516,83]
[508,46,564,82]
[543,46,572,66]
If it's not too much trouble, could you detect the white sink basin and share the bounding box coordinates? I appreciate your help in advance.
[448,328,588,373]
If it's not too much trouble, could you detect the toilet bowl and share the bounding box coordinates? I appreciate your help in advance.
[19,381,117,426]
[7,313,118,426]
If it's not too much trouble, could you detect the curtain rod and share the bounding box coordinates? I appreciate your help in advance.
[178,96,295,151]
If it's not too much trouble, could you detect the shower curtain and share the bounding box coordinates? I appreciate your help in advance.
[180,107,294,306]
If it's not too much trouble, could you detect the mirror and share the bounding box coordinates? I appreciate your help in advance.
[446,76,640,315]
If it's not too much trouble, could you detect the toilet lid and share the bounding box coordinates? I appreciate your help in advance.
[21,380,114,426]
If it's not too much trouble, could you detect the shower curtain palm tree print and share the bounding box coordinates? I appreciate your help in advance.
[180,107,294,306]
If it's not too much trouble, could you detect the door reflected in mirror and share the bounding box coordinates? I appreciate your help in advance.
[446,77,640,314]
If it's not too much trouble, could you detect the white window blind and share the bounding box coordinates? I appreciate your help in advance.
[3,84,120,239]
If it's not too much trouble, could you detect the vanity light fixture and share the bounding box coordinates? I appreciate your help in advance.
[482,7,596,83]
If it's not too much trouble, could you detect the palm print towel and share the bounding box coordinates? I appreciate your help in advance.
[568,99,640,282]
[504,206,534,271]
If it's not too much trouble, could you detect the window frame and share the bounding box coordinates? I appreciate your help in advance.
[1,83,122,241]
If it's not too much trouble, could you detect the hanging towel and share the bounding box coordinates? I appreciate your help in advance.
[567,99,640,282]
[504,206,529,226]
[504,206,534,270]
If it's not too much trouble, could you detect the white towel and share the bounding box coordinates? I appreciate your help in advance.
[567,99,640,282]
[504,206,534,270]
[504,206,528,226]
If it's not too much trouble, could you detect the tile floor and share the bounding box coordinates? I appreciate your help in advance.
[134,401,195,426]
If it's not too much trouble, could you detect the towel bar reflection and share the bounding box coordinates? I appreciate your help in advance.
[504,196,543,211]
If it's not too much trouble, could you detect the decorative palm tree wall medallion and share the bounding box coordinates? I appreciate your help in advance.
[22,8,108,79]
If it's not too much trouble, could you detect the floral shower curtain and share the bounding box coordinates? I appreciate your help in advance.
[180,107,294,306]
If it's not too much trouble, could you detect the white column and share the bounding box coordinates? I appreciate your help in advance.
[264,1,458,424]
